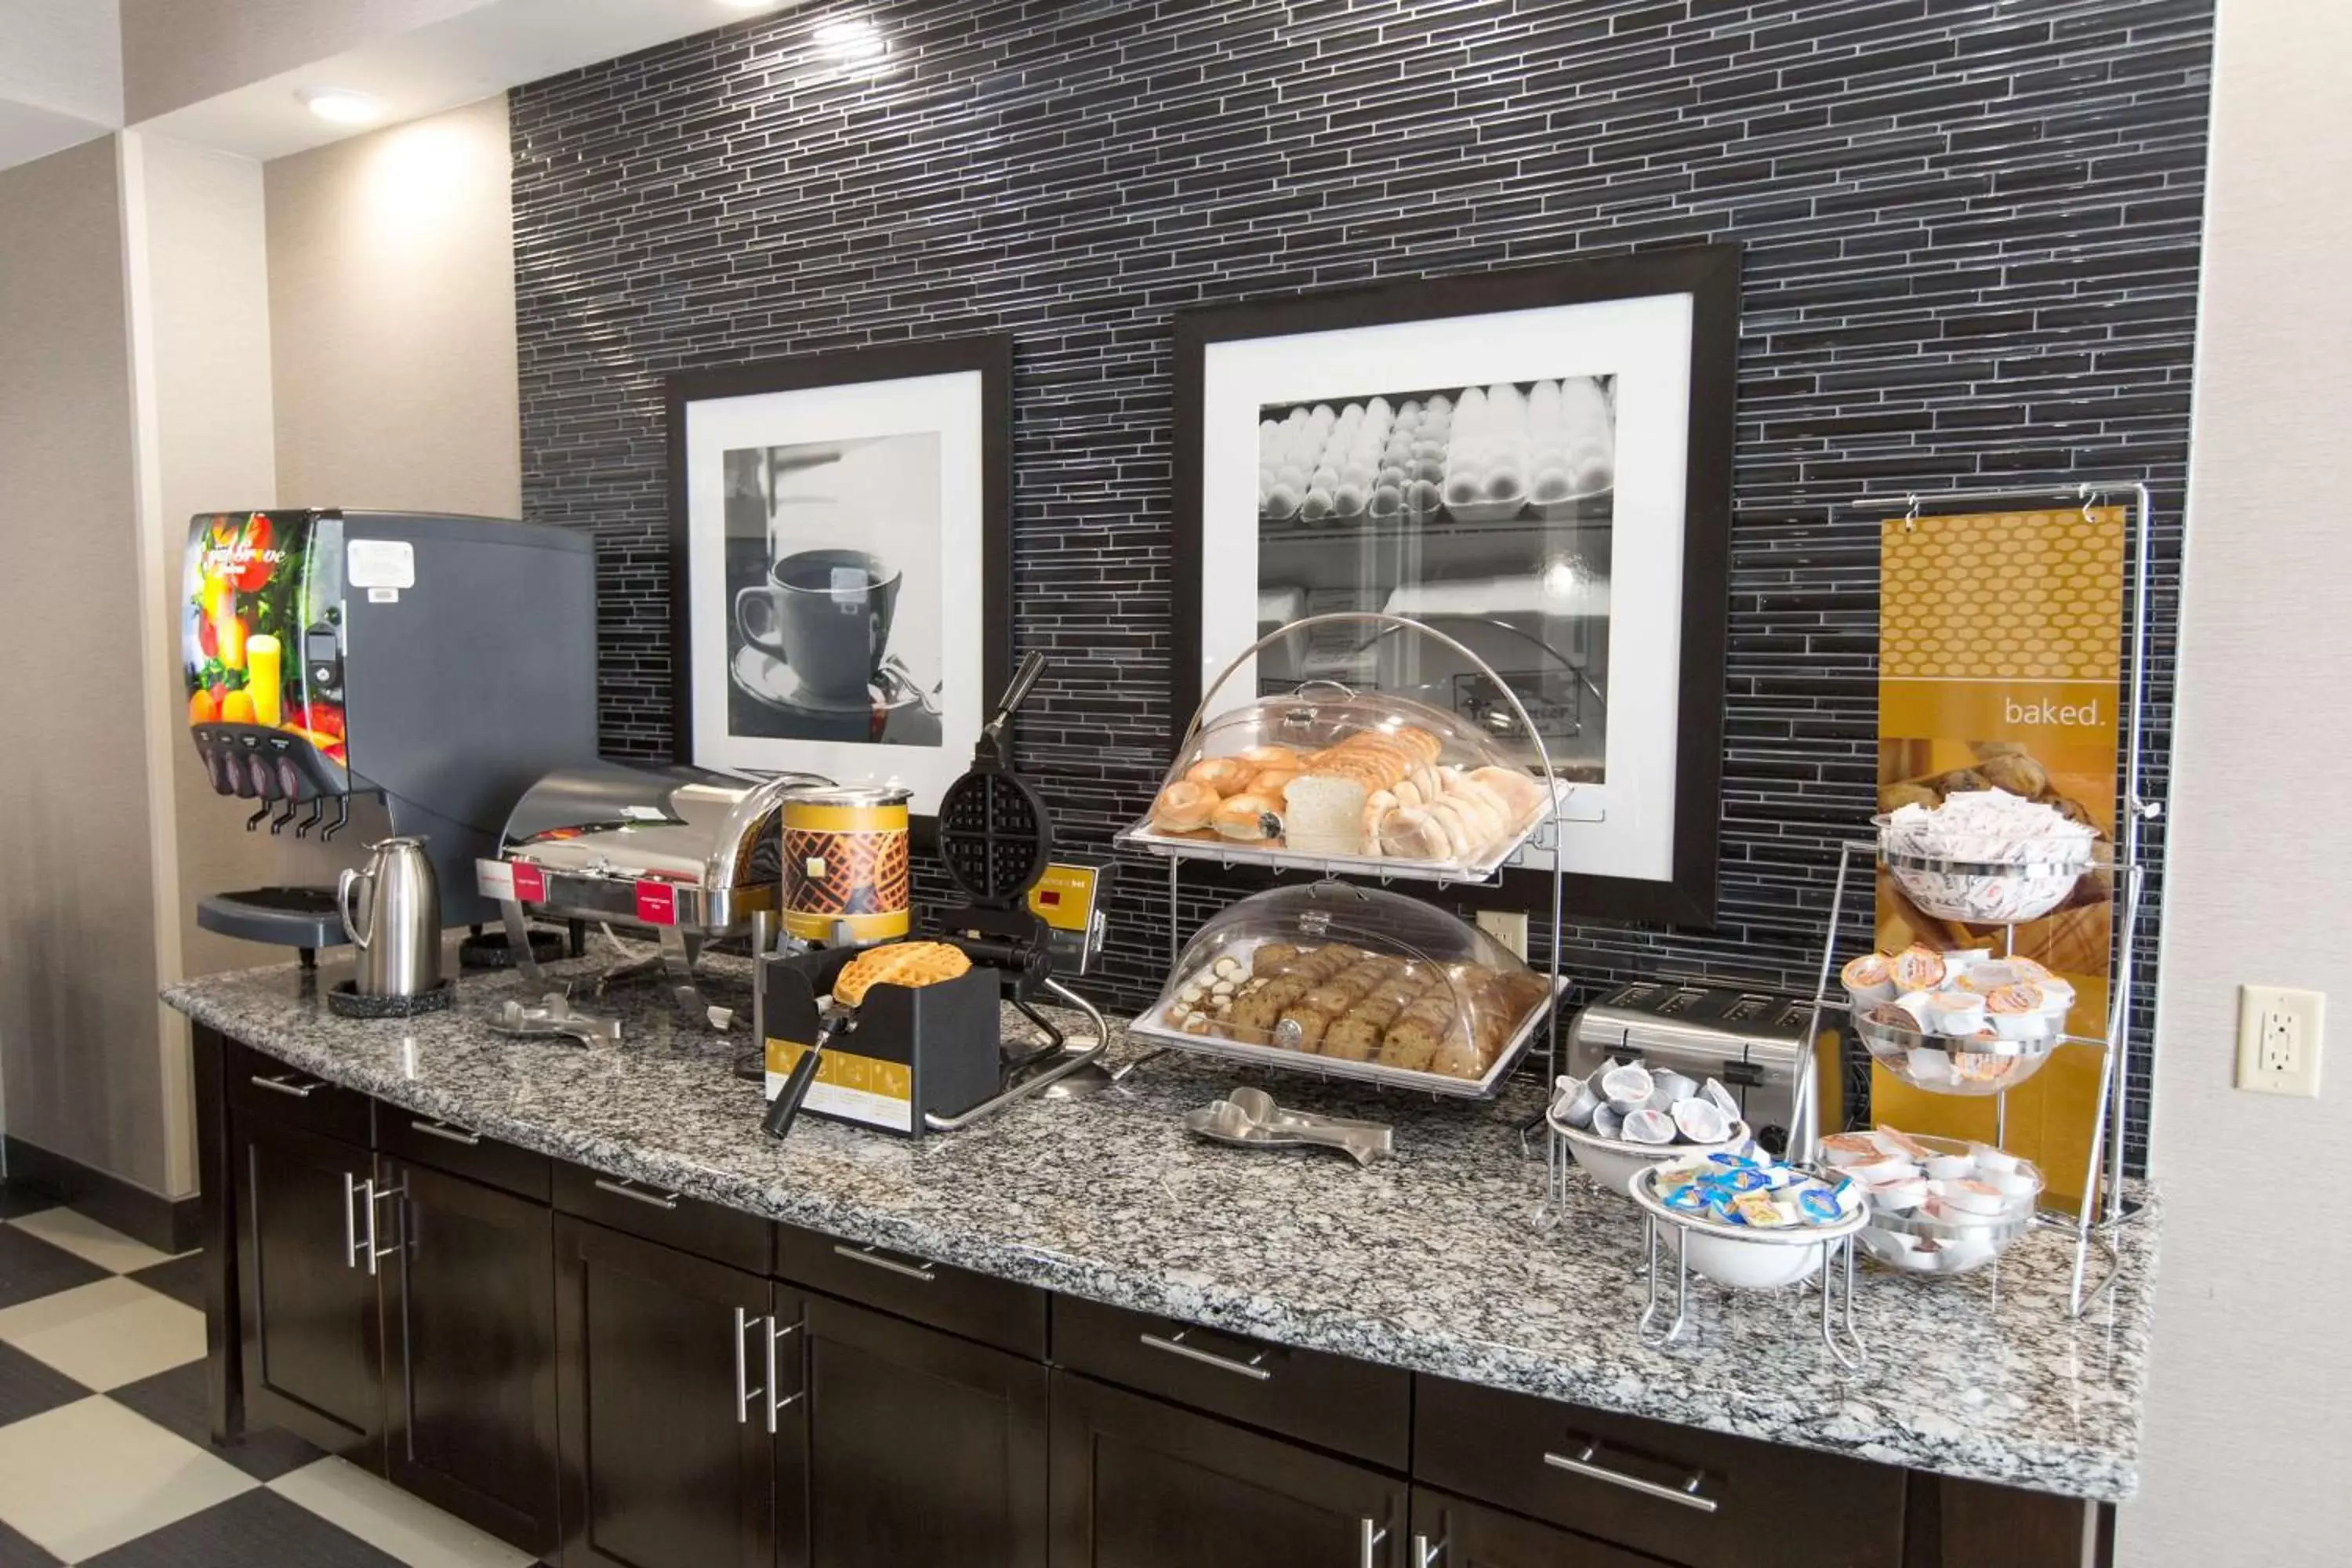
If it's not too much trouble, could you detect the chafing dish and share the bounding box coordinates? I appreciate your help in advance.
[477,761,828,1026]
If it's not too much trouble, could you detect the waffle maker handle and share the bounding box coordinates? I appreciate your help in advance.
[979,651,1046,759]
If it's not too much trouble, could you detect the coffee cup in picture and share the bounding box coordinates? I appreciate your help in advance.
[735,548,900,699]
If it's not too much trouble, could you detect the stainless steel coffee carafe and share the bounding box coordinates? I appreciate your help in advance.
[337,837,442,997]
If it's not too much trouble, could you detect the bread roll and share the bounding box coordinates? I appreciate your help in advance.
[1247,767,1300,796]
[1377,806,1451,860]
[1239,744,1303,768]
[1151,780,1218,833]
[1425,800,1476,858]
[1185,757,1254,794]
[1210,792,1285,842]
[1362,788,1396,848]
[1392,779,1423,808]
[1468,767,1547,824]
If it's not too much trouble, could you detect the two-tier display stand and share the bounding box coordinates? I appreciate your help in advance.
[1116,612,1576,1169]
[1806,482,2164,1318]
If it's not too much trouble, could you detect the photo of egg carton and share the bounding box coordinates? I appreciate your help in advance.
[1255,377,1615,528]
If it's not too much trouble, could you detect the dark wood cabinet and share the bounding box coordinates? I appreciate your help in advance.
[774,1288,1048,1568]
[194,1029,2107,1568]
[1409,1490,1666,1568]
[554,1214,775,1568]
[382,1157,559,1558]
[1049,1371,1409,1568]
[232,1114,383,1464]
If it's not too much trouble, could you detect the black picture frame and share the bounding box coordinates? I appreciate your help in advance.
[1170,247,1740,928]
[664,334,1015,833]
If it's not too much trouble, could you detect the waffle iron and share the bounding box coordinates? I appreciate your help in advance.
[934,652,1066,1053]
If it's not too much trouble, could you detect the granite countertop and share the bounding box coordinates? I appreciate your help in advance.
[164,949,2157,1502]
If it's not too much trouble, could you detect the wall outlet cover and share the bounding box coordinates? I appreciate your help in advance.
[2236,985,2325,1097]
[1475,909,1530,961]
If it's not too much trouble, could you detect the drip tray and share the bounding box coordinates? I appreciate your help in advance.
[198,887,350,949]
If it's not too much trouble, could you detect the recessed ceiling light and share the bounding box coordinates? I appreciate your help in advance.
[299,88,380,125]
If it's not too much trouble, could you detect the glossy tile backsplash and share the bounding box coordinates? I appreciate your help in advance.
[510,0,2213,1169]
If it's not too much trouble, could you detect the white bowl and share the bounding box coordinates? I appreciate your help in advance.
[1679,1227,1835,1290]
[1629,1167,1866,1291]
[1551,1114,1752,1199]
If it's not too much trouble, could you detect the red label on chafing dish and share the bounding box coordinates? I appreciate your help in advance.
[635,880,677,926]
[511,863,546,903]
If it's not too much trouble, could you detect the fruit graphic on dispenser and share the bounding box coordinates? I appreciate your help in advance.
[220,689,256,725]
[189,689,218,725]
[233,514,275,592]
[245,633,281,727]
[213,602,245,671]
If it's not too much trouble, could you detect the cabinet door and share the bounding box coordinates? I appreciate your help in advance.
[775,1289,1047,1568]
[1049,1371,1407,1568]
[554,1215,774,1568]
[1410,1490,1668,1568]
[234,1116,382,1463]
[383,1158,558,1557]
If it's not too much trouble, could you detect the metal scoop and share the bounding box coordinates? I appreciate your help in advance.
[1182,1086,1393,1167]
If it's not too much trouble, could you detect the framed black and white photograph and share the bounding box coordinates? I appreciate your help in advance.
[1173,248,1739,924]
[667,336,1012,811]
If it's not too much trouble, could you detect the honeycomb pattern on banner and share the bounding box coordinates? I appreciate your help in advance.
[1880,508,2125,683]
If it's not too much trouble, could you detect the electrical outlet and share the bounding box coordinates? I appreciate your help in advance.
[1475,909,1530,960]
[2236,985,2325,1097]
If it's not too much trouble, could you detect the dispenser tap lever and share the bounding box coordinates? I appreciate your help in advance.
[245,801,272,832]
[294,798,325,840]
[319,795,351,843]
[269,797,299,835]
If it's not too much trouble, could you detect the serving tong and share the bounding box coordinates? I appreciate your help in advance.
[1183,1085,1393,1167]
[489,991,622,1047]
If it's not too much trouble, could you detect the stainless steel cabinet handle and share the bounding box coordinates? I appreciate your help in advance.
[830,1243,935,1283]
[251,1073,319,1098]
[1358,1518,1388,1567]
[342,1171,363,1269]
[361,1180,406,1276]
[409,1120,480,1147]
[764,1316,804,1432]
[1138,1329,1272,1382]
[734,1307,753,1429]
[1543,1442,1719,1514]
[1413,1534,1445,1567]
[594,1178,679,1210]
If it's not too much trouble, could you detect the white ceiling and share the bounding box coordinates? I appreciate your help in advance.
[0,0,804,174]
[0,0,122,169]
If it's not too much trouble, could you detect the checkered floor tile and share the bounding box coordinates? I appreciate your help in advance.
[0,1185,530,1566]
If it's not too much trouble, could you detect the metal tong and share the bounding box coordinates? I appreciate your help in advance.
[489,992,622,1047]
[1183,1086,1394,1167]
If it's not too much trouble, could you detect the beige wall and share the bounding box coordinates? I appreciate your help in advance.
[122,131,297,1007]
[118,0,488,123]
[0,136,171,1191]
[2130,0,2352,1562]
[266,93,521,517]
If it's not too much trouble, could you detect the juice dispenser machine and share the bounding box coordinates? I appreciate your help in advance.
[183,509,597,956]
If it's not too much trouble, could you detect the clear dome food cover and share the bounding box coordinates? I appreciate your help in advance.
[1127,688,1555,880]
[1133,882,1562,1097]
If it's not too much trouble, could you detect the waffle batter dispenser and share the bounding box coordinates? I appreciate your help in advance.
[184,509,596,957]
[756,653,1110,1136]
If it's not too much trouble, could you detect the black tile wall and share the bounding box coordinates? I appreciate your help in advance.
[512,0,2212,1171]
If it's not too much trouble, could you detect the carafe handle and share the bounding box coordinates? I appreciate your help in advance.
[336,866,374,950]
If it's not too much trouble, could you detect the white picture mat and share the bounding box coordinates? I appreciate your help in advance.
[684,368,985,802]
[1198,292,1696,884]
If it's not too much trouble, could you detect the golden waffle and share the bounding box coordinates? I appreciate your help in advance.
[832,941,972,1006]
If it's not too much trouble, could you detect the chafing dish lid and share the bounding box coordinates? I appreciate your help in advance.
[501,761,828,891]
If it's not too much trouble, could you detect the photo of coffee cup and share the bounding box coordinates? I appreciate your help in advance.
[735,547,901,702]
